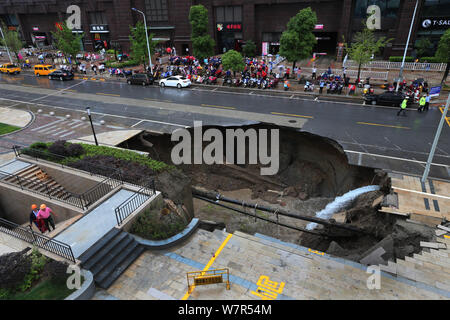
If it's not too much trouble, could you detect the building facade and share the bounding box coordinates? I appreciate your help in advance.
[0,0,449,59]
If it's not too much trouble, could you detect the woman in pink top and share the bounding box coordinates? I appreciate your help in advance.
[38,204,56,232]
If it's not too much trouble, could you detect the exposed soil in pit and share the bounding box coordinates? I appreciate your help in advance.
[119,124,433,263]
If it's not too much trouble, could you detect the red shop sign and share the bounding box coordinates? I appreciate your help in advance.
[225,24,241,30]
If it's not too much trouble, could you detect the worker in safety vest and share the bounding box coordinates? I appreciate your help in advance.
[397,97,408,116]
[418,95,426,112]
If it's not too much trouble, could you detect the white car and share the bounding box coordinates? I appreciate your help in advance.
[159,75,191,88]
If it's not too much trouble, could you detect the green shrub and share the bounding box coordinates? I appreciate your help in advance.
[0,249,32,291]
[130,209,187,240]
[19,249,47,292]
[105,59,139,68]
[389,56,414,62]
[419,57,444,63]
[106,49,115,54]
[29,142,49,150]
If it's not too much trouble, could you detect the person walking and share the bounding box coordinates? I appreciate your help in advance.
[312,66,317,80]
[319,80,325,94]
[37,204,56,233]
[424,94,430,111]
[418,95,426,112]
[397,98,408,116]
[29,204,42,231]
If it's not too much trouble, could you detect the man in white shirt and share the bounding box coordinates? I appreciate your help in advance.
[424,94,431,111]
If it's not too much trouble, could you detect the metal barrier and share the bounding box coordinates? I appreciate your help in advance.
[81,171,123,209]
[300,67,388,80]
[345,60,447,72]
[0,169,84,209]
[186,268,231,293]
[0,217,76,263]
[115,180,156,226]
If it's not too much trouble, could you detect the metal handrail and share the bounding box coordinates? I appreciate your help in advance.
[115,180,156,226]
[0,169,84,209]
[80,171,123,208]
[14,145,119,179]
[0,217,76,263]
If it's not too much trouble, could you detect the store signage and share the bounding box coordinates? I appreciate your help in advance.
[217,23,242,31]
[35,36,46,39]
[262,42,268,56]
[7,26,17,31]
[421,18,450,29]
[429,86,441,98]
[90,24,109,33]
[32,26,39,31]
[314,24,324,30]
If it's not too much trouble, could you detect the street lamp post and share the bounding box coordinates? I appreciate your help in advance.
[132,7,153,72]
[0,26,13,63]
[86,107,99,146]
[421,93,450,183]
[396,0,419,92]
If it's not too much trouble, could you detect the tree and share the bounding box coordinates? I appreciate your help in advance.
[0,24,23,62]
[189,5,215,61]
[221,50,245,75]
[242,40,256,58]
[279,7,317,69]
[345,24,391,81]
[435,29,450,84]
[129,21,158,69]
[51,22,83,64]
[415,38,432,58]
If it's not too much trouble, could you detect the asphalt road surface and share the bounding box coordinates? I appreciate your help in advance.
[0,73,449,179]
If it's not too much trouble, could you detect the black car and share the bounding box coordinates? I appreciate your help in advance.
[48,70,74,81]
[364,91,414,108]
[126,73,154,86]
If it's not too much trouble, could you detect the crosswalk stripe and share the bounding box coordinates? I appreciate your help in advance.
[68,122,85,129]
[52,129,69,136]
[30,119,65,131]
[59,130,76,138]
[37,125,61,134]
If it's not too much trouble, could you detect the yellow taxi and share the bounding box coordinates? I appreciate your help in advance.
[34,64,56,76]
[0,63,21,74]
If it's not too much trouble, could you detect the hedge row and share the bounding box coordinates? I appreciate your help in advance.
[26,141,171,173]
[104,59,140,68]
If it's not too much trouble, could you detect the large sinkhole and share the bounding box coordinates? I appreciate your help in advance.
[118,123,433,264]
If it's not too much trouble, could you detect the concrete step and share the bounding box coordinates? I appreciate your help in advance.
[90,235,134,277]
[98,245,145,289]
[82,231,129,270]
[79,228,121,264]
[421,252,450,268]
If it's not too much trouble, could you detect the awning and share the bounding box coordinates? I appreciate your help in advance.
[148,26,175,30]
[152,37,170,41]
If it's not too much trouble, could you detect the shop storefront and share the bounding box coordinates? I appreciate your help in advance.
[90,24,110,50]
[416,0,450,55]
[216,23,243,53]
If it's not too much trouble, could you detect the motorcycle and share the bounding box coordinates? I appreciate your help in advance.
[262,78,269,89]
[206,76,217,85]
[233,78,242,87]
[257,78,263,89]
[304,81,314,92]
[223,76,232,86]
[243,77,250,88]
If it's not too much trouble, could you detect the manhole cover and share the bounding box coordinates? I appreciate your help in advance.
[288,120,297,123]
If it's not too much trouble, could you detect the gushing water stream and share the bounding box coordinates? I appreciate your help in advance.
[306,185,380,230]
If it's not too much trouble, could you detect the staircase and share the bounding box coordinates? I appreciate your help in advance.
[379,233,450,292]
[78,228,145,289]
[1,164,73,202]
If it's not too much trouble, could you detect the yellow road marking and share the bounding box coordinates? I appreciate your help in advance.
[96,92,120,97]
[271,112,313,119]
[444,235,450,239]
[82,77,88,80]
[201,104,236,110]
[357,122,410,129]
[181,233,233,300]
[144,98,159,102]
[64,89,76,92]
[439,107,450,128]
[99,79,105,82]
[91,78,97,80]
[22,84,37,87]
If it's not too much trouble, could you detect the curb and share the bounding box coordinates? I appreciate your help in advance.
[65,269,96,300]
[131,218,200,250]
[0,109,35,138]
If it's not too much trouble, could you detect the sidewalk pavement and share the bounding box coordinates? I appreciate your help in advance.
[0,107,32,128]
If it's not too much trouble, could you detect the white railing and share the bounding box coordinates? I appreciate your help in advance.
[272,55,286,65]
[301,68,388,80]
[345,60,447,72]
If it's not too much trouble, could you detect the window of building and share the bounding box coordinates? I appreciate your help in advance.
[423,0,450,16]
[89,12,107,25]
[145,0,169,22]
[215,6,242,23]
[262,32,282,43]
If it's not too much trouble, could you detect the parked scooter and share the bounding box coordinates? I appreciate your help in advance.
[223,76,232,86]
[243,77,250,88]
[304,81,314,92]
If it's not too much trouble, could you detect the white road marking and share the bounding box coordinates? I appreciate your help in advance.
[344,149,450,168]
[69,122,85,129]
[131,120,144,128]
[30,119,65,131]
[52,129,69,136]
[37,126,62,134]
[59,131,76,138]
